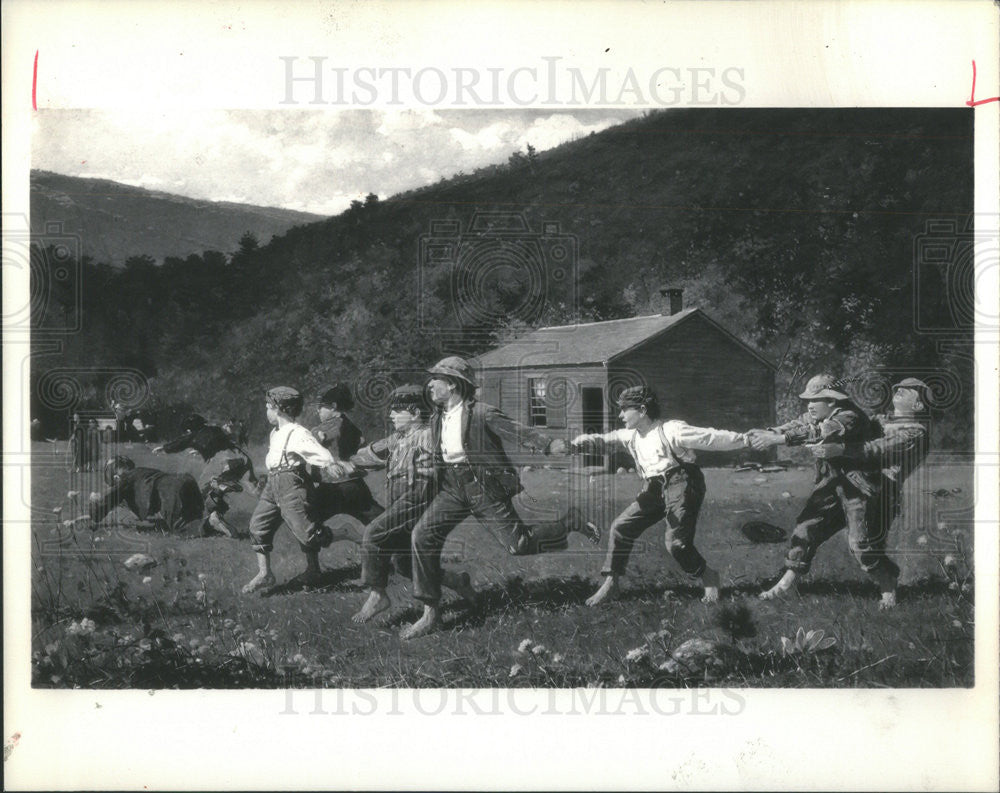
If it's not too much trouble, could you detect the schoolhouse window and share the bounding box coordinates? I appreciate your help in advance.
[528,378,547,426]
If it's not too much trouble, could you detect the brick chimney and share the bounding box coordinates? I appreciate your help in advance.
[660,287,684,316]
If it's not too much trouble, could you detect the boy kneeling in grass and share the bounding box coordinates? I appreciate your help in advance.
[242,387,342,594]
[330,385,475,624]
[570,386,752,606]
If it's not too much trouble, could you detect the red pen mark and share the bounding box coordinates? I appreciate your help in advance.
[966,60,999,107]
[32,50,38,110]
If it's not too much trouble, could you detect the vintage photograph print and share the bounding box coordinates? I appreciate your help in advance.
[27,106,977,691]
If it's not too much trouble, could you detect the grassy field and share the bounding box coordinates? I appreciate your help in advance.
[28,441,974,689]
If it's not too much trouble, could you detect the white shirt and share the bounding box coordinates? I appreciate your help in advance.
[585,420,748,478]
[440,402,467,463]
[266,422,335,470]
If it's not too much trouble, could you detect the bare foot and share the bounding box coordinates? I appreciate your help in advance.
[352,590,391,623]
[878,591,897,610]
[700,568,721,603]
[206,511,234,538]
[760,570,798,600]
[241,572,276,594]
[585,576,619,607]
[400,606,440,640]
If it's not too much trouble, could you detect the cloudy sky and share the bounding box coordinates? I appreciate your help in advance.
[32,109,641,216]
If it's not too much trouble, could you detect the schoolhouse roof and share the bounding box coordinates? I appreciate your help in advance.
[477,308,776,370]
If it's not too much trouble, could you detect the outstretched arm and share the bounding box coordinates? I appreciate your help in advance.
[482,404,569,455]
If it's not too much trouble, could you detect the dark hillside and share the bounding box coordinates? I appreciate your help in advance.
[30,109,974,446]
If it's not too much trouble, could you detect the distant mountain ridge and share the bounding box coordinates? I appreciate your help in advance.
[30,170,324,266]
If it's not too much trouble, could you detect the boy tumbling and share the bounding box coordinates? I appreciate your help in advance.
[242,387,341,593]
[73,455,228,537]
[403,357,595,639]
[751,374,892,605]
[342,385,475,623]
[153,413,257,534]
[571,386,751,606]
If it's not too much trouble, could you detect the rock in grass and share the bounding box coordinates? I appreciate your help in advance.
[658,638,740,680]
[124,553,157,572]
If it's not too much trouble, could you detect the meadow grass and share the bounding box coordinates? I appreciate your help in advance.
[28,442,973,689]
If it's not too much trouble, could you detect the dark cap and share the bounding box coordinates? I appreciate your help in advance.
[389,384,430,412]
[316,383,355,411]
[181,413,207,433]
[617,385,658,410]
[427,356,478,388]
[266,386,304,416]
[104,454,135,486]
[892,377,930,392]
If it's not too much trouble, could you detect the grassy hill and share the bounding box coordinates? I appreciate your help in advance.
[30,108,974,445]
[30,170,323,266]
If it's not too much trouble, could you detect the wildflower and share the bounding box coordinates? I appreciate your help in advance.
[952,619,962,628]
[531,644,548,656]
[195,591,206,602]
[943,555,957,568]
[949,581,959,591]
[617,674,627,684]
[189,638,201,648]
[142,576,152,585]
[172,633,185,644]
[50,675,63,685]
[269,630,279,640]
[138,638,153,652]
[44,642,60,655]
[625,646,649,664]
[961,582,972,593]
[916,535,928,547]
[292,653,306,665]
[197,573,207,581]
[195,645,209,656]
[517,639,533,654]
[202,635,217,645]
[552,653,564,664]
[255,628,265,637]
[79,618,96,635]
[509,663,523,678]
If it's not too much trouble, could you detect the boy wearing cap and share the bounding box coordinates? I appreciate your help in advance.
[750,374,891,603]
[571,386,750,607]
[338,385,475,623]
[809,377,931,608]
[403,356,593,639]
[242,387,340,593]
[311,383,364,461]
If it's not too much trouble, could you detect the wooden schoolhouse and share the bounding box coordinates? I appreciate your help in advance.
[476,289,776,468]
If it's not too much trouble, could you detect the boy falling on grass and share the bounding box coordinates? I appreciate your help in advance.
[241,386,342,593]
[750,374,897,607]
[570,386,752,606]
[329,385,475,624]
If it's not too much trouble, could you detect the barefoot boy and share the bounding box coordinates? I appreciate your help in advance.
[571,386,751,606]
[809,377,931,608]
[242,387,340,593]
[341,385,474,624]
[402,357,595,640]
[750,374,889,604]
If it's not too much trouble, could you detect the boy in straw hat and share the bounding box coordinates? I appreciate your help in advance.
[808,377,931,608]
[750,374,893,605]
[332,384,475,624]
[402,356,597,639]
[242,387,343,593]
[571,385,752,607]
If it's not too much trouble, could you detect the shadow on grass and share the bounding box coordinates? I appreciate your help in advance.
[263,563,363,596]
